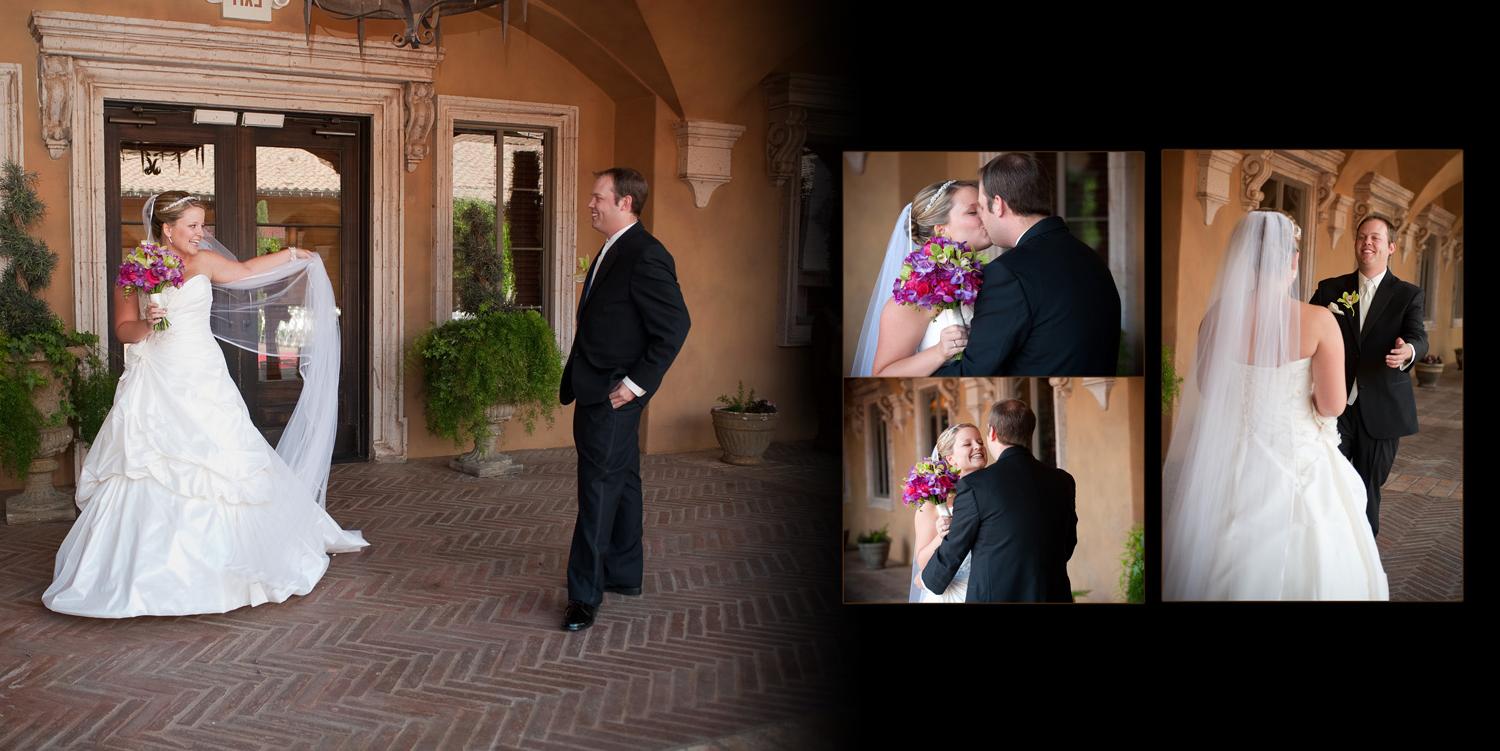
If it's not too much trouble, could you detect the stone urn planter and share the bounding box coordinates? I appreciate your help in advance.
[710,407,778,465]
[711,382,778,465]
[4,350,83,525]
[856,540,890,569]
[449,403,524,477]
[1414,360,1445,388]
[855,526,891,569]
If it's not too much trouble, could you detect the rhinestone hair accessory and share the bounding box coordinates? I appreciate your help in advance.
[162,194,200,212]
[922,180,957,213]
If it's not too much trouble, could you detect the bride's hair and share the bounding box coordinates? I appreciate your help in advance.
[910,180,977,246]
[1250,208,1302,242]
[149,191,205,242]
[933,422,983,463]
[1242,209,1300,277]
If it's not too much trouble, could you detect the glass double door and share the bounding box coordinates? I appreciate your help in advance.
[104,104,369,461]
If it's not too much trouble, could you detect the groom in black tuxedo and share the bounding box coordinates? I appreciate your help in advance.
[1309,213,1425,537]
[921,399,1077,602]
[559,167,690,631]
[933,153,1121,377]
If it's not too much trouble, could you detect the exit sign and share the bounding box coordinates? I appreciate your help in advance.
[209,0,291,23]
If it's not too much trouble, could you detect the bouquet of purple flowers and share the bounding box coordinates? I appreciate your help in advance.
[891,236,984,311]
[891,237,984,359]
[117,241,186,331]
[900,456,959,510]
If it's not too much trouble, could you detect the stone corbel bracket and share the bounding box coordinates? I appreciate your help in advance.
[37,53,72,159]
[673,120,745,208]
[1196,149,1239,224]
[1081,377,1115,410]
[404,81,434,173]
[844,151,866,175]
[1352,171,1414,261]
[1326,194,1354,250]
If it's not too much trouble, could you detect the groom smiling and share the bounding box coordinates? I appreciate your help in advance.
[559,167,691,631]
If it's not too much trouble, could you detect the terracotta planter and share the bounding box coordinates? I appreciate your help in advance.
[449,403,524,477]
[5,348,84,525]
[1414,362,1444,388]
[710,407,778,465]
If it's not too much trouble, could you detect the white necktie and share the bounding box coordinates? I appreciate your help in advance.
[1349,277,1376,405]
[1358,277,1375,332]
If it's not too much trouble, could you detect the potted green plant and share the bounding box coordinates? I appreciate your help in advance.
[411,304,563,476]
[0,160,114,524]
[1414,353,1444,388]
[856,525,890,569]
[1161,345,1184,411]
[711,381,778,465]
[1120,524,1144,604]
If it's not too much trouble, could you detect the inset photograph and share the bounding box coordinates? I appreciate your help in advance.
[842,377,1145,603]
[843,151,1144,377]
[1161,149,1463,601]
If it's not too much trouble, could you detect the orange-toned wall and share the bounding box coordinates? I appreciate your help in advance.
[842,377,1143,603]
[628,0,832,453]
[1,1,832,496]
[841,151,986,371]
[1163,150,1464,460]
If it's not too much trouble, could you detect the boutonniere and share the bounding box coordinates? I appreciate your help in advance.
[1336,290,1360,315]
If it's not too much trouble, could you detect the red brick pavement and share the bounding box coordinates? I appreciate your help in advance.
[0,443,843,749]
[1375,369,1463,601]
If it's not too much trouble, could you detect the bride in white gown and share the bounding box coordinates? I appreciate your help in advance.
[850,180,996,377]
[43,192,367,618]
[1163,210,1387,601]
[908,423,987,603]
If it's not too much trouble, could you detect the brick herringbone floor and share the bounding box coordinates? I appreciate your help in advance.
[0,442,842,749]
[1377,369,1463,601]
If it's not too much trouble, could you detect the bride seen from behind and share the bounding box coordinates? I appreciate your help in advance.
[1163,209,1388,601]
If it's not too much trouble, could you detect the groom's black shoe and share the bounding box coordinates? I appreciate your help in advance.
[562,601,597,631]
[604,584,642,596]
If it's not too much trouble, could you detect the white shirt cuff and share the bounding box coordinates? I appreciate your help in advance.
[622,376,646,398]
[1401,343,1416,371]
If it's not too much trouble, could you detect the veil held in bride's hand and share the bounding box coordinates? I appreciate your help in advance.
[143,192,342,509]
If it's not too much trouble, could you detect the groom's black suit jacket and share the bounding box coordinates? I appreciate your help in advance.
[933,216,1121,377]
[1309,271,1425,439]
[560,222,690,407]
[921,446,1077,603]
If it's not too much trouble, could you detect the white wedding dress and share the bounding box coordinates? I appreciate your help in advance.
[918,552,971,603]
[918,304,975,353]
[43,274,367,618]
[1201,357,1388,600]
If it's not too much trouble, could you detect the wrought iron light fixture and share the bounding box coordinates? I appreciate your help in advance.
[305,0,527,51]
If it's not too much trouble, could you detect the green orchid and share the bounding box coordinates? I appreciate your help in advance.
[1337,290,1359,313]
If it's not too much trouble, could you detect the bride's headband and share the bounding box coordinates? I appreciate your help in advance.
[921,180,957,214]
[1251,207,1303,242]
[931,423,964,460]
[155,194,200,213]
